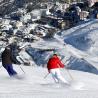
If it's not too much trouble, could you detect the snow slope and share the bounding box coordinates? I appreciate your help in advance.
[0,64,98,98]
[54,19,98,73]
[1,19,98,98]
[27,28,98,75]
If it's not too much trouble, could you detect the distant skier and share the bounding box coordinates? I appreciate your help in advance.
[1,46,18,77]
[47,53,69,84]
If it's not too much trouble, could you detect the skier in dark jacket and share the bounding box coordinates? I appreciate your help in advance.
[9,42,20,64]
[1,46,17,77]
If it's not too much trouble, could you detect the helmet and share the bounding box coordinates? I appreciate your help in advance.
[53,49,58,55]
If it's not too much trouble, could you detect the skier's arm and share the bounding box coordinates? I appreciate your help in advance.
[9,50,13,62]
[58,59,64,68]
[47,59,50,73]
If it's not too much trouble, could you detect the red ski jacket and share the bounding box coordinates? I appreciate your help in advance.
[47,55,64,72]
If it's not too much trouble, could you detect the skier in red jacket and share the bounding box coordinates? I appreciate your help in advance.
[47,53,69,84]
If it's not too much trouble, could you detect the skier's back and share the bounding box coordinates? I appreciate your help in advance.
[47,53,69,84]
[1,46,17,77]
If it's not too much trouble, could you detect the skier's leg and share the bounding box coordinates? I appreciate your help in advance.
[3,65,12,76]
[55,69,69,84]
[50,69,59,83]
[6,64,17,76]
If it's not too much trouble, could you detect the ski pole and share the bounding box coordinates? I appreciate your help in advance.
[44,73,50,79]
[62,58,74,81]
[0,66,2,69]
[64,67,74,81]
[67,69,74,80]
[18,64,25,74]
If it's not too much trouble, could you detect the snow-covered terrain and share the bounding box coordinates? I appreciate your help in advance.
[25,19,98,75]
[1,18,98,97]
[0,64,98,98]
[1,0,98,97]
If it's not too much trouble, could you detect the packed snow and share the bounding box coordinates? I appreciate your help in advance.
[0,64,98,98]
